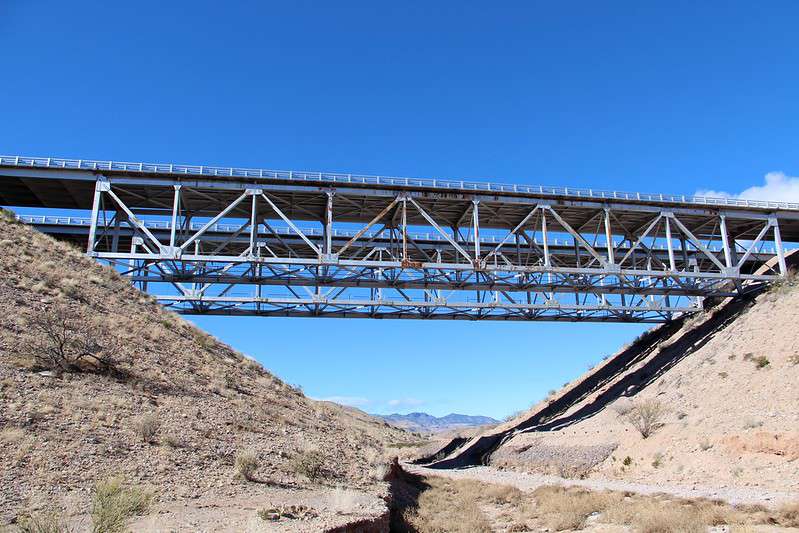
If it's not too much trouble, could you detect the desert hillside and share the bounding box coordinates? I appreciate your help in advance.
[0,211,414,531]
[427,271,799,495]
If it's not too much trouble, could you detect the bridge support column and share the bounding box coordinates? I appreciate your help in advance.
[719,215,733,269]
[604,209,614,265]
[664,214,676,271]
[773,218,788,275]
[111,211,121,253]
[87,179,109,254]
[472,200,481,265]
[170,185,181,248]
[325,192,334,255]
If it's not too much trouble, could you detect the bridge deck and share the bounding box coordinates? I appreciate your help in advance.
[2,155,796,322]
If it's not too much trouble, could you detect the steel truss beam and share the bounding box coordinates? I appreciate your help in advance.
[11,167,797,322]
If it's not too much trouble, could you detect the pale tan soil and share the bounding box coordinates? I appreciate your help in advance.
[499,285,799,492]
[430,273,799,498]
[0,212,414,529]
[127,486,388,532]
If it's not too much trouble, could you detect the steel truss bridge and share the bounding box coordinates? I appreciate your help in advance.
[1,155,798,323]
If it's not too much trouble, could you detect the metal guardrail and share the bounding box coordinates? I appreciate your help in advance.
[18,213,771,254]
[3,155,798,211]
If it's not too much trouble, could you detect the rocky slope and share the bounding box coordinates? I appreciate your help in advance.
[426,267,799,496]
[0,211,414,530]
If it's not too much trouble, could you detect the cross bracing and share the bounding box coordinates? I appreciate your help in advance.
[2,155,797,322]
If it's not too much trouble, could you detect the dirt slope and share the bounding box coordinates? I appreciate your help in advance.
[427,269,799,495]
[0,212,413,530]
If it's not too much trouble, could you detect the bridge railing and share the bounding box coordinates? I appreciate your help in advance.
[3,155,799,211]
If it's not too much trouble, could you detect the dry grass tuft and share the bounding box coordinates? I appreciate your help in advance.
[777,501,799,527]
[234,449,259,481]
[0,427,25,445]
[533,485,618,530]
[91,477,151,533]
[160,434,181,448]
[17,510,76,533]
[291,448,326,481]
[132,414,160,444]
[628,500,705,533]
[403,477,493,533]
[392,475,799,532]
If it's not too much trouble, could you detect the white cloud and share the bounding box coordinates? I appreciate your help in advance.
[316,396,371,408]
[387,397,425,408]
[696,172,799,203]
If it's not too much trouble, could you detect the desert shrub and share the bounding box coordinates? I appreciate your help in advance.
[17,511,75,533]
[752,356,770,369]
[234,449,259,481]
[160,434,180,448]
[622,456,633,466]
[133,414,160,444]
[770,268,798,294]
[626,399,667,438]
[331,485,359,514]
[292,449,326,481]
[91,477,151,533]
[743,418,763,429]
[789,354,799,365]
[23,305,121,374]
[742,353,770,368]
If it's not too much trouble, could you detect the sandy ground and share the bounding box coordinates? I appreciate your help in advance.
[406,464,799,508]
[126,486,388,532]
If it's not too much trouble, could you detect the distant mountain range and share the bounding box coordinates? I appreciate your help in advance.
[376,412,499,433]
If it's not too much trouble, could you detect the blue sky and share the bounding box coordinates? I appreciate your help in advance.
[2,1,799,419]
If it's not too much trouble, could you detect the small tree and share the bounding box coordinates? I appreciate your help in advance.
[625,399,667,438]
[24,305,120,373]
